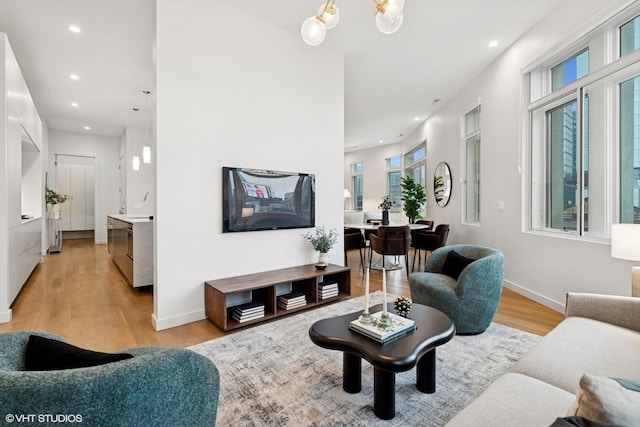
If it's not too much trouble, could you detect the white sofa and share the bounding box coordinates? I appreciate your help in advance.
[446,293,640,426]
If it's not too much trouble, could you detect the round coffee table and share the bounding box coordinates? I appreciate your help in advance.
[308,302,455,420]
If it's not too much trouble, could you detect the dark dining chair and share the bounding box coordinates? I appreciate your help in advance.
[369,225,412,277]
[344,227,366,272]
[412,223,450,271]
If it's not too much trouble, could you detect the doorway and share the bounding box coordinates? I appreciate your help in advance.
[55,154,96,241]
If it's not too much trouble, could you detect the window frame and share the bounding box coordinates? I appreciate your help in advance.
[523,0,640,242]
[386,155,403,213]
[350,161,364,211]
[461,102,481,225]
[404,141,427,218]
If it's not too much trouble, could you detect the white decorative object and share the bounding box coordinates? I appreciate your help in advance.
[49,204,60,219]
[611,223,640,297]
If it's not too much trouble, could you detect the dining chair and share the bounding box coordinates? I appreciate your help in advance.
[344,227,366,272]
[412,223,450,271]
[369,225,412,277]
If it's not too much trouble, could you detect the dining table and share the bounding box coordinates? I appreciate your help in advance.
[344,222,430,271]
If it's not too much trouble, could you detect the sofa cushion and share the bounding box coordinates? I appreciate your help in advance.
[441,250,475,280]
[25,335,133,371]
[511,317,640,393]
[566,374,640,426]
[445,373,575,427]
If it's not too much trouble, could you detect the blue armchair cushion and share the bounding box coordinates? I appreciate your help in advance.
[25,335,133,371]
[442,250,475,280]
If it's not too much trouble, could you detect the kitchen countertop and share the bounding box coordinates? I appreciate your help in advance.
[108,214,153,224]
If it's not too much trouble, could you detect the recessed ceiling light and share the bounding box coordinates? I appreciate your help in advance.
[379,140,384,144]
[69,74,79,80]
[83,126,91,130]
[414,117,421,121]
[71,102,79,108]
[68,25,81,33]
[488,40,499,48]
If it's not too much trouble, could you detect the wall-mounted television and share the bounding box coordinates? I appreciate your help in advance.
[223,167,315,232]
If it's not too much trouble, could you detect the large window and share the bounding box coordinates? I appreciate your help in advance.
[463,105,481,224]
[386,156,402,212]
[526,3,640,240]
[404,142,426,216]
[350,161,363,211]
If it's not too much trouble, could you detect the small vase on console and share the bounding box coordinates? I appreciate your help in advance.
[382,210,389,225]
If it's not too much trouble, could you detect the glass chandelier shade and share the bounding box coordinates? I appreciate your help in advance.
[301,16,327,46]
[301,0,405,46]
[375,2,403,35]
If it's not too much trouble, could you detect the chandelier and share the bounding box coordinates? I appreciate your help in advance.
[301,0,405,46]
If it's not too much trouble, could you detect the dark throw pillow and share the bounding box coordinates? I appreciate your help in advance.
[25,335,133,371]
[441,250,476,280]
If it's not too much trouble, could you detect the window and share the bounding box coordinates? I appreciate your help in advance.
[620,15,640,57]
[350,162,363,211]
[619,75,640,223]
[386,156,402,212]
[525,2,640,240]
[404,142,426,216]
[463,105,480,224]
[551,49,589,91]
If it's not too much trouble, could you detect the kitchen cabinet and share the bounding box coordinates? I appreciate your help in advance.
[107,215,153,288]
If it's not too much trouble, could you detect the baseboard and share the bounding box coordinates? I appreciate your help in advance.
[0,309,12,323]
[151,309,205,331]
[503,280,565,313]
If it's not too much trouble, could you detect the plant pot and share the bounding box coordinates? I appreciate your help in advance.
[49,204,60,220]
[318,252,329,265]
[382,210,389,225]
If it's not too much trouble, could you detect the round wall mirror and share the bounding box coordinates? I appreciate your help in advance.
[434,162,452,207]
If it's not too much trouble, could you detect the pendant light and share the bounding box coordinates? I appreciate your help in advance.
[142,90,151,164]
[301,0,405,46]
[132,108,140,171]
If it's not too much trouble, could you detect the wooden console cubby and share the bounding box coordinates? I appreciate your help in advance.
[205,264,351,331]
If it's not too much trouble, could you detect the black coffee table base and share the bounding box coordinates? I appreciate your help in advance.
[309,303,455,420]
[343,349,436,419]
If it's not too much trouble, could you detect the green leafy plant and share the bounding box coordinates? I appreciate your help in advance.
[434,175,445,204]
[302,226,339,253]
[45,187,69,205]
[378,195,395,211]
[401,176,426,224]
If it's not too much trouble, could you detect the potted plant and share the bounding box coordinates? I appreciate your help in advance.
[45,187,69,219]
[302,226,339,266]
[378,195,395,225]
[401,176,426,224]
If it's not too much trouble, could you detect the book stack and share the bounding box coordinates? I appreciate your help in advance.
[278,292,307,310]
[232,302,265,323]
[317,280,339,300]
[349,311,416,343]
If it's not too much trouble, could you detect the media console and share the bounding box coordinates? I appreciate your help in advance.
[205,264,351,331]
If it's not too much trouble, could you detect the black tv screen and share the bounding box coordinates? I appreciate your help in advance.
[223,167,315,232]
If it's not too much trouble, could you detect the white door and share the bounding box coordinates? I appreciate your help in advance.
[56,154,96,232]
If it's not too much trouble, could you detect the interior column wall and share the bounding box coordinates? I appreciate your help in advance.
[154,0,344,330]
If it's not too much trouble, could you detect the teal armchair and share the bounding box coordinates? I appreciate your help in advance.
[408,245,504,334]
[0,331,219,426]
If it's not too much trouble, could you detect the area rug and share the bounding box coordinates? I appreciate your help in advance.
[189,292,541,426]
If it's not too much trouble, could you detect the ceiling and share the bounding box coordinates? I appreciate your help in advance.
[0,0,562,151]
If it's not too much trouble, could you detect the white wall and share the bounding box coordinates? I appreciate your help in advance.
[397,0,633,311]
[344,142,409,223]
[48,130,120,244]
[122,126,154,216]
[154,0,344,330]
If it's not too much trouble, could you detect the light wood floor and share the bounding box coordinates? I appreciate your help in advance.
[0,239,563,352]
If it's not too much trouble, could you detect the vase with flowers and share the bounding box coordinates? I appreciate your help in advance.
[378,195,395,225]
[302,226,339,269]
[45,187,69,219]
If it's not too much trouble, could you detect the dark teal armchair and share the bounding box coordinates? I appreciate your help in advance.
[0,331,219,426]
[408,245,504,334]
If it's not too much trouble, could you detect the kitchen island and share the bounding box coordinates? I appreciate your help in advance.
[107,215,153,288]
